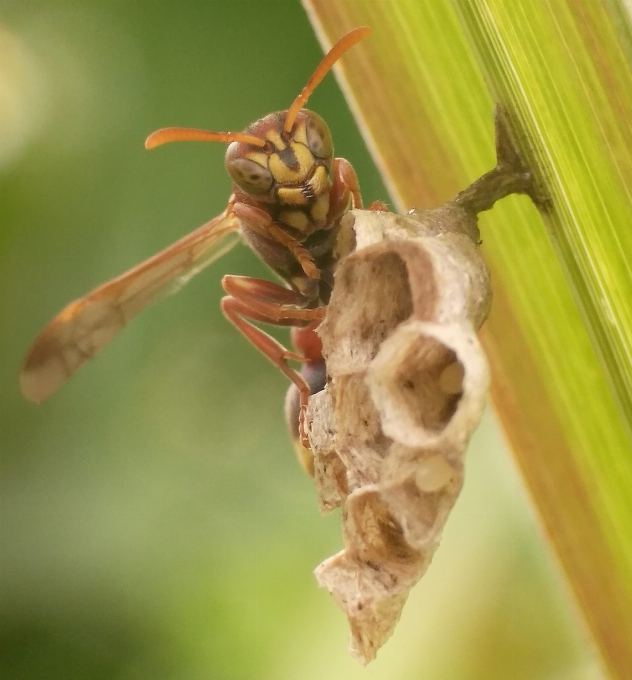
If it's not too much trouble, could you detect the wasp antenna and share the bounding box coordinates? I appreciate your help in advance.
[283,26,371,134]
[145,127,266,149]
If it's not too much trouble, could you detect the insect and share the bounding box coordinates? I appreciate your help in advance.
[20,27,375,468]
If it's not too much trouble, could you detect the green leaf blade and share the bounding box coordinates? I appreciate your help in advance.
[304,1,632,675]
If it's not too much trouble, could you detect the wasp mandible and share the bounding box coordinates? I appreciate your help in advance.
[20,27,377,468]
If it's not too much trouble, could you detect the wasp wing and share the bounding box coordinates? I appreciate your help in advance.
[21,209,242,403]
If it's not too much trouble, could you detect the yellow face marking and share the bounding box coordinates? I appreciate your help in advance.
[310,193,330,224]
[265,130,286,150]
[243,151,269,168]
[269,142,315,184]
[307,166,329,197]
[279,209,309,232]
[293,121,308,147]
[277,186,309,206]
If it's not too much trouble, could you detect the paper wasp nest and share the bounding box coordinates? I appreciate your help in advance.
[303,107,539,662]
[306,205,492,663]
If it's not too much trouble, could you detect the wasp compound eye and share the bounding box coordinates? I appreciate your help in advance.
[305,114,333,160]
[226,157,274,194]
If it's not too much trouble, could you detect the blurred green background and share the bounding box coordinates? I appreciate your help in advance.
[0,2,601,678]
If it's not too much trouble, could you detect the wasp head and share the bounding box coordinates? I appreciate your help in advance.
[224,110,333,206]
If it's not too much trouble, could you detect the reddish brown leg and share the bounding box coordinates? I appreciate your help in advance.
[291,322,323,364]
[220,275,324,445]
[232,203,319,279]
[222,276,325,322]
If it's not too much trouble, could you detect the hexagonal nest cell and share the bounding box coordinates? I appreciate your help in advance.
[306,207,491,663]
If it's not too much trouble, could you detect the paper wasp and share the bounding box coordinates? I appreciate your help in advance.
[20,27,375,470]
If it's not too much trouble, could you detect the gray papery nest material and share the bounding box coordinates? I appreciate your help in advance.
[305,107,541,663]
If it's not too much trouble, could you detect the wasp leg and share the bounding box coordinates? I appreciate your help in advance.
[285,359,326,476]
[220,278,324,446]
[232,203,319,279]
[284,323,325,475]
[291,322,323,363]
[222,276,325,322]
